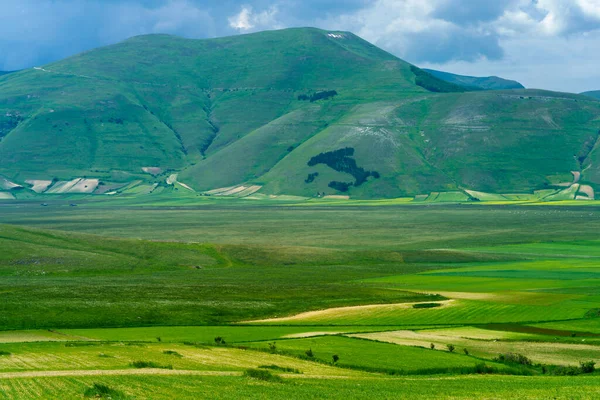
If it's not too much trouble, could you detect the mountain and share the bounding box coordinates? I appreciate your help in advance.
[423,69,525,90]
[1,27,599,199]
[582,91,600,100]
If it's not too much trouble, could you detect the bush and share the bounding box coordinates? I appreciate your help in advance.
[447,344,455,353]
[494,353,533,366]
[332,354,339,364]
[473,363,495,374]
[430,343,435,350]
[163,350,183,358]
[305,348,314,358]
[130,361,173,369]
[214,336,224,345]
[268,342,277,353]
[580,360,596,373]
[412,303,442,309]
[259,365,301,374]
[0,351,11,356]
[244,368,283,382]
[549,365,581,376]
[463,348,469,356]
[84,383,127,399]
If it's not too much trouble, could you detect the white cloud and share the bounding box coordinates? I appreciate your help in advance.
[228,5,281,32]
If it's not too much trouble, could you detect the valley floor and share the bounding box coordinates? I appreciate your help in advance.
[0,198,600,398]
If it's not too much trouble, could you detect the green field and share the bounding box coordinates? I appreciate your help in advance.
[0,199,599,398]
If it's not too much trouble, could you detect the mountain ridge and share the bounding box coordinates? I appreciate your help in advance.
[1,27,599,199]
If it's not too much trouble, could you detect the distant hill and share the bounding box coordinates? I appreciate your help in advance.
[423,69,525,90]
[1,27,599,199]
[582,91,600,100]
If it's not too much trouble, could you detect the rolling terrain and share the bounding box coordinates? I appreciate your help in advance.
[423,69,525,90]
[1,28,600,200]
[0,199,600,398]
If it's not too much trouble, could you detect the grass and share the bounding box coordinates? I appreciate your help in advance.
[0,201,599,397]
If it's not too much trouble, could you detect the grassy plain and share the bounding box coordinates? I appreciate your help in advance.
[0,198,600,398]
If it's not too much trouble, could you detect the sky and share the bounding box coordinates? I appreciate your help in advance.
[1,0,600,93]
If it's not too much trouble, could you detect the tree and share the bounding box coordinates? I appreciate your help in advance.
[447,344,455,353]
[430,343,435,350]
[332,354,339,364]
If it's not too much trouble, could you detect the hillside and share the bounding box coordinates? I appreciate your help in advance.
[582,91,600,100]
[1,28,600,199]
[423,69,525,90]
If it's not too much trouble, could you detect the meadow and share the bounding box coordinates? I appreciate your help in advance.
[0,197,600,398]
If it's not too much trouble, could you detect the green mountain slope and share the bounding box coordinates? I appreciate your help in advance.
[423,69,525,90]
[1,28,599,199]
[582,91,600,100]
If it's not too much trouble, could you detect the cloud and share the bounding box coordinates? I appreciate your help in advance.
[228,5,280,31]
[321,0,504,63]
[0,0,215,70]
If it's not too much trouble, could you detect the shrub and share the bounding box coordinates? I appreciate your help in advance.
[332,354,339,364]
[83,383,127,399]
[447,344,455,353]
[244,368,283,382]
[463,348,469,356]
[580,360,596,373]
[473,363,495,374]
[163,350,183,358]
[494,353,532,366]
[430,343,435,350]
[549,365,581,376]
[412,303,441,309]
[259,365,301,374]
[0,351,11,356]
[214,336,224,345]
[156,336,161,342]
[268,342,277,353]
[130,361,173,369]
[305,348,314,358]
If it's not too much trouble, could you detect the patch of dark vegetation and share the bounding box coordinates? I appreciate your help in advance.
[305,172,319,183]
[65,342,106,347]
[481,323,600,337]
[0,113,24,138]
[130,361,173,369]
[84,383,128,399]
[307,147,379,191]
[0,351,11,356]
[412,302,442,309]
[244,368,284,382]
[548,361,595,376]
[410,66,467,93]
[259,364,301,374]
[328,181,352,192]
[298,90,338,102]
[494,353,533,366]
[163,350,183,358]
[585,308,600,318]
[182,341,210,349]
[98,353,113,358]
[107,117,124,125]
